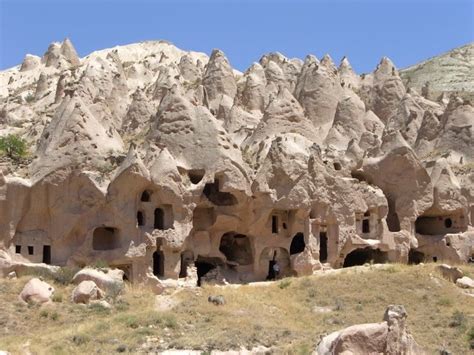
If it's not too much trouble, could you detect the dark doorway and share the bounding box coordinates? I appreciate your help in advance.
[137,211,144,226]
[319,232,328,262]
[266,251,277,280]
[28,246,34,255]
[386,195,401,232]
[15,245,21,254]
[42,245,51,264]
[153,250,164,277]
[290,233,305,255]
[362,211,370,233]
[267,260,276,280]
[154,208,164,230]
[343,248,387,267]
[362,219,370,233]
[272,216,278,234]
[141,190,151,202]
[196,261,216,286]
[408,249,425,265]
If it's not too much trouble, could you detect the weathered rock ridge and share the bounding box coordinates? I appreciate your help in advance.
[0,39,472,284]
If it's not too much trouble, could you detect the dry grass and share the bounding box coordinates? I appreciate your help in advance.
[0,263,473,354]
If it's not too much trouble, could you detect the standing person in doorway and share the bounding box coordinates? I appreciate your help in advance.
[272,260,280,280]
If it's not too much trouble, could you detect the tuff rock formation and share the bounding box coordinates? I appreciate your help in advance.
[0,39,473,285]
[316,305,423,354]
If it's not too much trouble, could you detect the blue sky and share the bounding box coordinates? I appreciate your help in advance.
[0,0,473,73]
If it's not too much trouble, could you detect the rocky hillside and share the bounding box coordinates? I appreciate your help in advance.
[400,43,474,102]
[0,39,473,288]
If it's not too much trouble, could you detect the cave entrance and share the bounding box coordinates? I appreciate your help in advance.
[203,178,237,206]
[137,211,145,226]
[195,256,221,286]
[415,215,455,235]
[290,233,305,255]
[219,232,253,265]
[153,250,164,277]
[343,247,388,267]
[319,231,328,262]
[42,245,51,264]
[408,249,425,265]
[92,227,120,251]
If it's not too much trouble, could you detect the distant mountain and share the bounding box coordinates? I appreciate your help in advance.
[400,43,474,101]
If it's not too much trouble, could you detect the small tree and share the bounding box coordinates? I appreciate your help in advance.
[0,134,28,160]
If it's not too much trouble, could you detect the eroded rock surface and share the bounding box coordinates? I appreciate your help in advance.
[0,39,473,285]
[316,305,423,354]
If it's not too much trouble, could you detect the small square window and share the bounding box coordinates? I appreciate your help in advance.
[15,245,21,254]
[28,246,34,255]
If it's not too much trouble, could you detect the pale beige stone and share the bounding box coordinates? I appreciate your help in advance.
[19,278,54,304]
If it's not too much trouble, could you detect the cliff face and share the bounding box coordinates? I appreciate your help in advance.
[0,39,472,284]
[400,43,474,102]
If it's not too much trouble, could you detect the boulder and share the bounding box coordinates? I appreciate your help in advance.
[316,305,423,354]
[456,276,474,289]
[72,268,124,292]
[145,273,165,295]
[72,280,105,304]
[436,264,463,283]
[19,278,54,304]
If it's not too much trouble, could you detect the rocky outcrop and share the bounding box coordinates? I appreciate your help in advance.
[400,43,474,101]
[316,305,423,354]
[0,39,472,286]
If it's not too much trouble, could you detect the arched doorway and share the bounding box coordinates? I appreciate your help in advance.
[259,247,290,280]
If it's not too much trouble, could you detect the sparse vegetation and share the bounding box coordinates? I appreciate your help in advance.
[24,93,35,103]
[0,134,28,160]
[0,263,473,353]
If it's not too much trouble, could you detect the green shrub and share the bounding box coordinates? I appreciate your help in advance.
[52,293,63,303]
[53,266,80,285]
[24,93,35,103]
[449,311,466,328]
[468,327,474,349]
[278,279,291,289]
[89,259,109,272]
[0,134,28,160]
[71,334,90,346]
